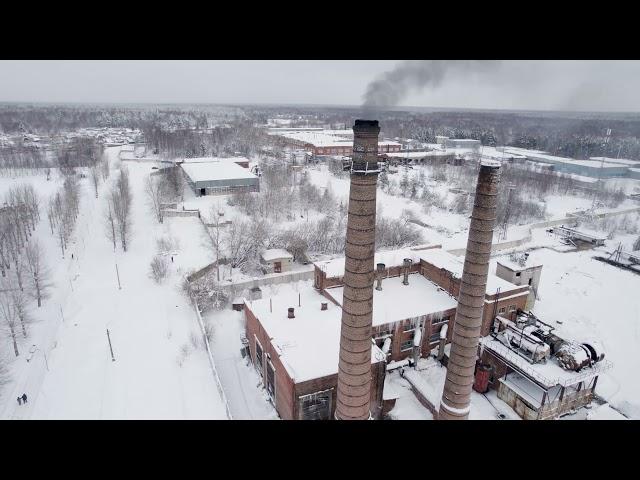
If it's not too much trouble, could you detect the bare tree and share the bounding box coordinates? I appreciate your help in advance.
[208,204,224,281]
[149,256,169,283]
[111,167,132,252]
[104,201,118,252]
[100,154,110,181]
[90,166,101,198]
[24,240,49,307]
[0,279,20,357]
[145,175,168,223]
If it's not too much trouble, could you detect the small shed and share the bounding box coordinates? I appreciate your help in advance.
[260,249,294,274]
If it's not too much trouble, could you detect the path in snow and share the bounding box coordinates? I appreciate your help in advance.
[2,148,227,419]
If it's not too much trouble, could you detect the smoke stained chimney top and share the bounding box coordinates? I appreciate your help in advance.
[354,119,380,131]
[287,307,295,319]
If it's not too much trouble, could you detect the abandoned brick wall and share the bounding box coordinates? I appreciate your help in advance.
[481,290,529,336]
[245,305,295,420]
[420,258,530,337]
[315,264,420,292]
[420,261,461,297]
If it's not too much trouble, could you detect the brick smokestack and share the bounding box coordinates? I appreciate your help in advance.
[335,119,381,420]
[439,160,501,420]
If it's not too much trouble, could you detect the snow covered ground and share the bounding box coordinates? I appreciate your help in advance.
[0,147,228,419]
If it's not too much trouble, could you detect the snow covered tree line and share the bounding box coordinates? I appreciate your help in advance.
[47,177,81,258]
[0,186,51,359]
[0,185,40,277]
[0,144,48,176]
[88,152,111,198]
[104,166,132,252]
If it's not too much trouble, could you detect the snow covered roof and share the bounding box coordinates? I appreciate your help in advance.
[418,248,522,295]
[503,148,627,169]
[387,151,451,159]
[313,247,426,278]
[496,256,543,272]
[589,156,640,167]
[324,273,457,328]
[480,159,501,168]
[270,129,401,148]
[246,287,385,382]
[180,162,258,183]
[261,249,293,262]
[180,156,249,164]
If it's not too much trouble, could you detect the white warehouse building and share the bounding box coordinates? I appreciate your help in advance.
[181,161,259,196]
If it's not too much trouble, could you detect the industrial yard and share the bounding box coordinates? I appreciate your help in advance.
[1,60,640,422]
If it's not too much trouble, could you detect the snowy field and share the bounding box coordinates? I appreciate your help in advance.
[0,147,227,419]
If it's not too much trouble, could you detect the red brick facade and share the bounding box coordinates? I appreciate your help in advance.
[418,259,529,336]
[245,304,385,420]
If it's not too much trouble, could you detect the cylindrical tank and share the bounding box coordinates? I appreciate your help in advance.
[473,363,492,394]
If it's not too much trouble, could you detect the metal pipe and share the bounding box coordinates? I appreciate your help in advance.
[375,262,385,291]
[402,258,412,285]
[336,119,381,421]
[439,160,501,420]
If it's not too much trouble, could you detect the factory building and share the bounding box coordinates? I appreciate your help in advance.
[244,287,387,420]
[504,148,633,178]
[180,160,259,196]
[445,138,481,150]
[268,128,401,156]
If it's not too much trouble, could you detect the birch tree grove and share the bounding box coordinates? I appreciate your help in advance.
[25,240,49,307]
[106,166,133,252]
[0,279,20,357]
[145,175,168,224]
[47,177,80,257]
[90,166,101,198]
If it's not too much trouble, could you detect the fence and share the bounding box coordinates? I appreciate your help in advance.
[188,291,233,420]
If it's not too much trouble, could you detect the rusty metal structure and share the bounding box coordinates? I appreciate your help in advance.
[335,119,381,420]
[439,160,501,420]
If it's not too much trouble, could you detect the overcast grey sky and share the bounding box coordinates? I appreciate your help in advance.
[1,60,639,112]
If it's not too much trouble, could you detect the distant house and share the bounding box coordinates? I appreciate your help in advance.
[260,249,293,273]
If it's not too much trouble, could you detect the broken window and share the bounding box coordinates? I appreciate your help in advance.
[266,360,276,400]
[401,339,414,351]
[299,389,333,420]
[255,338,264,377]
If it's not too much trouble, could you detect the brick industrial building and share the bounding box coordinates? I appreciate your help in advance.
[244,245,529,420]
[268,128,402,156]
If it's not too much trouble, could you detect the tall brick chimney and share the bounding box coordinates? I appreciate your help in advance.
[335,119,381,420]
[439,160,501,420]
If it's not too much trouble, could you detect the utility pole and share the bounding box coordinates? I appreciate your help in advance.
[115,263,121,290]
[106,329,116,362]
[591,128,612,211]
